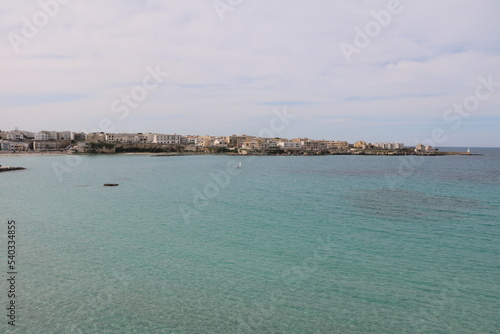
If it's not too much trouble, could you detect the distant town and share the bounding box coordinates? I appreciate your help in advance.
[0,128,459,156]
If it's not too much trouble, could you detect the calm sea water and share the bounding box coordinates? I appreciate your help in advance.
[1,149,499,333]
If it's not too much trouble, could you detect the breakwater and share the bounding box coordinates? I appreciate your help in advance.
[0,167,26,173]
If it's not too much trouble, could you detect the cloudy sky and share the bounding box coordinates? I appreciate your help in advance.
[1,0,499,146]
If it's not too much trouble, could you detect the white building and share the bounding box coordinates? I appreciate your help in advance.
[106,133,147,143]
[262,139,279,149]
[213,138,228,147]
[7,129,35,140]
[374,142,405,150]
[146,133,184,145]
[185,136,197,145]
[191,136,214,147]
[277,141,302,149]
[35,131,64,141]
[6,131,26,141]
[35,131,50,141]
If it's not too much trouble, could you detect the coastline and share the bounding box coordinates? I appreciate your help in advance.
[0,150,481,157]
[0,151,67,157]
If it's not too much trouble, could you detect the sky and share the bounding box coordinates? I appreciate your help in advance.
[1,0,499,147]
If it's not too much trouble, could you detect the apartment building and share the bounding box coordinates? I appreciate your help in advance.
[415,143,426,152]
[261,139,279,149]
[72,132,87,141]
[33,140,70,151]
[6,131,26,141]
[10,142,29,151]
[86,133,107,142]
[226,135,255,148]
[146,133,184,145]
[34,130,72,141]
[277,141,302,150]
[0,140,11,151]
[58,131,72,140]
[242,138,263,150]
[354,141,368,149]
[213,138,228,147]
[301,140,327,151]
[325,141,349,149]
[106,133,147,144]
[373,142,405,150]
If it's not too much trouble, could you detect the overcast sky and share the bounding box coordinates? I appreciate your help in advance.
[1,0,499,146]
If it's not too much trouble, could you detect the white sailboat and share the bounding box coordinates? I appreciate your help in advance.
[237,161,242,168]
[467,147,470,154]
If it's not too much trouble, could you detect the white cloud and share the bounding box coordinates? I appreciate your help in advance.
[0,0,499,145]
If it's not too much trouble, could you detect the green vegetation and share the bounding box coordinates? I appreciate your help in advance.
[89,142,115,150]
[87,142,116,153]
[205,146,233,153]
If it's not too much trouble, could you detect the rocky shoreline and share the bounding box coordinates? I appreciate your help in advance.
[152,151,480,157]
[0,167,26,173]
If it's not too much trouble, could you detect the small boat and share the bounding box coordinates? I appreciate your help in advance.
[103,183,119,187]
[467,147,470,154]
[237,162,242,168]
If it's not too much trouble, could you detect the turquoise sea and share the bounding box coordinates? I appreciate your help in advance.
[1,149,499,333]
